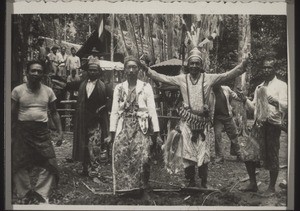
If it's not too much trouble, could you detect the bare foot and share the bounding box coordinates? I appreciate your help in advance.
[261,187,275,197]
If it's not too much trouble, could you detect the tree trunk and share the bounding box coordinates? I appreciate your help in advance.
[232,14,251,136]
[110,14,115,61]
[127,14,140,58]
[116,15,129,56]
[136,15,145,56]
[166,14,174,59]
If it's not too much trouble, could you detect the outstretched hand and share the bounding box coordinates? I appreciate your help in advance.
[140,60,149,73]
[55,133,64,147]
[236,90,247,103]
[242,52,253,67]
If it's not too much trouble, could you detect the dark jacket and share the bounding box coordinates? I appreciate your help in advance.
[67,79,109,162]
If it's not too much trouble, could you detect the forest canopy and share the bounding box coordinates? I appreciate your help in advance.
[12,14,287,94]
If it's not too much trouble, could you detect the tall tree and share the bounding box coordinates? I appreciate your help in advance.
[166,14,174,59]
[232,14,251,136]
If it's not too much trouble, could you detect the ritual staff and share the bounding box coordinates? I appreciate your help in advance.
[106,56,161,195]
[238,57,287,196]
[144,48,249,188]
[11,60,63,204]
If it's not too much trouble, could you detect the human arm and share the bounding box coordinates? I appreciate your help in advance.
[212,55,250,86]
[77,57,81,69]
[49,101,64,146]
[146,84,160,133]
[145,84,164,146]
[11,99,19,128]
[66,57,70,71]
[107,85,121,143]
[145,67,183,86]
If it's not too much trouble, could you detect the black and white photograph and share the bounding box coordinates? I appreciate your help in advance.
[4,0,294,210]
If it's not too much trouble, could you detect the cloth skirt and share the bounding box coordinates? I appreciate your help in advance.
[240,121,281,170]
[12,121,59,182]
[112,116,151,193]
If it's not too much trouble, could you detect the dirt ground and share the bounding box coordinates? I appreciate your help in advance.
[15,122,288,207]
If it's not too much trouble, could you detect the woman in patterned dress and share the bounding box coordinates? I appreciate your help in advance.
[106,56,160,195]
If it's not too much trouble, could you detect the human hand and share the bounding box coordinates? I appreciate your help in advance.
[156,135,164,147]
[104,136,113,144]
[267,95,279,107]
[105,132,115,144]
[55,133,64,147]
[140,60,149,73]
[242,52,252,67]
[236,90,247,103]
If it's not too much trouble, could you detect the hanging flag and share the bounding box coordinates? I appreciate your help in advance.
[98,14,104,40]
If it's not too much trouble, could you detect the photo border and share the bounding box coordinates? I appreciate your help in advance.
[4,0,295,210]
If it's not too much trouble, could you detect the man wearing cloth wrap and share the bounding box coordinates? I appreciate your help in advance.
[11,60,63,204]
[238,57,288,196]
[145,48,249,188]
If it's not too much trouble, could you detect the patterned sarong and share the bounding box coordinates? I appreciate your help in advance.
[87,122,106,175]
[12,121,59,182]
[112,116,151,193]
[241,121,281,170]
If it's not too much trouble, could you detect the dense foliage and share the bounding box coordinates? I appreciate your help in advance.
[12,14,287,95]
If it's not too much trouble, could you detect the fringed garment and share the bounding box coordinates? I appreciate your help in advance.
[164,74,214,169]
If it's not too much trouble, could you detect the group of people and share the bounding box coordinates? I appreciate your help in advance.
[11,46,287,204]
[37,37,81,78]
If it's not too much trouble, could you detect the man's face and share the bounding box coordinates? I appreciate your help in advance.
[27,63,43,84]
[188,57,203,76]
[52,49,57,54]
[125,61,139,82]
[61,48,66,54]
[87,66,99,81]
[262,60,275,81]
[71,49,76,56]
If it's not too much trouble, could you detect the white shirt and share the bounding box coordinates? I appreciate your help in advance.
[66,55,81,71]
[247,76,288,125]
[12,83,57,122]
[110,80,160,134]
[86,80,97,98]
